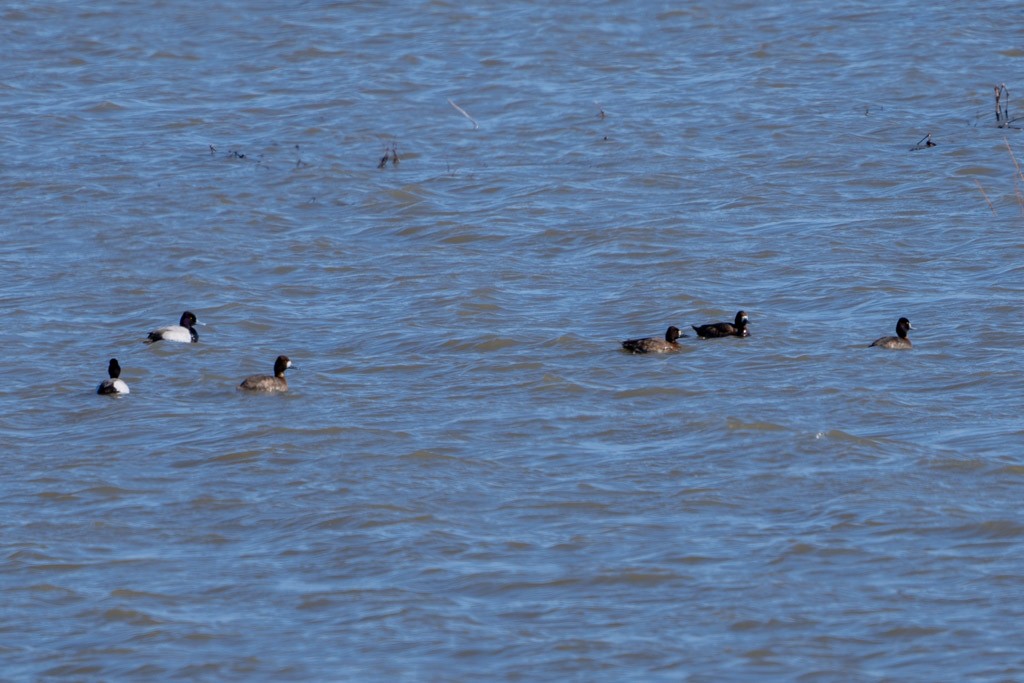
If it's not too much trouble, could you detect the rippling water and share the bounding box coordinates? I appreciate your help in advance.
[4,1,1024,680]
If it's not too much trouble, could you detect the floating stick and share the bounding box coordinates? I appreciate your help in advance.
[974,179,996,216]
[910,133,935,151]
[1006,137,1024,182]
[996,83,1010,126]
[377,142,400,168]
[447,98,479,129]
[1006,137,1024,214]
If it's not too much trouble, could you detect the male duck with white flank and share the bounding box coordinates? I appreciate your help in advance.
[97,358,129,395]
[146,311,199,344]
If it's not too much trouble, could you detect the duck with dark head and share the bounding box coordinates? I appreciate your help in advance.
[97,358,129,395]
[238,355,295,392]
[692,311,749,339]
[869,317,912,349]
[621,326,685,354]
[146,311,199,344]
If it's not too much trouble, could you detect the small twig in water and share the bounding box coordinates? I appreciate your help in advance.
[994,84,1023,128]
[974,179,996,216]
[1005,137,1023,182]
[448,98,479,129]
[595,101,606,119]
[209,144,216,155]
[1006,137,1024,214]
[996,83,1010,126]
[910,133,936,151]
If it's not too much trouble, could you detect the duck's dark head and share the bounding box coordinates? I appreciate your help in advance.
[735,311,750,336]
[896,317,912,337]
[274,355,294,377]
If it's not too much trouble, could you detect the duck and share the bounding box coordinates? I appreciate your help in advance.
[97,358,130,395]
[692,310,749,338]
[621,326,684,354]
[238,355,294,392]
[869,317,912,349]
[146,311,199,344]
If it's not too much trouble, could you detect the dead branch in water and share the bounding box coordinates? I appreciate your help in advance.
[1005,137,1023,182]
[996,83,1009,125]
[909,133,936,151]
[447,98,479,130]
[974,179,996,216]
[995,84,1021,129]
[377,141,400,169]
[1006,137,1024,214]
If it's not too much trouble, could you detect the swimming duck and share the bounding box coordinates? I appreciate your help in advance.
[692,311,749,338]
[869,317,912,349]
[146,311,199,344]
[97,358,129,395]
[621,326,684,354]
[238,355,294,392]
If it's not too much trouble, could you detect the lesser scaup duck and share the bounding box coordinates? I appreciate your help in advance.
[692,310,749,339]
[621,326,684,354]
[870,317,912,349]
[97,358,129,395]
[145,311,199,344]
[238,355,294,392]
